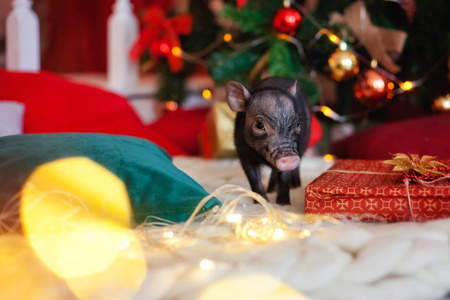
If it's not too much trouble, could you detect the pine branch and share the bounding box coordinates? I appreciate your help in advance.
[221,5,268,35]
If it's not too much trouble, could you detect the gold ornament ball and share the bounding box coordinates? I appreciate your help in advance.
[432,93,450,113]
[328,49,359,81]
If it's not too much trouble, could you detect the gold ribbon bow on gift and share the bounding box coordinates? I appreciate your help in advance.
[383,153,448,176]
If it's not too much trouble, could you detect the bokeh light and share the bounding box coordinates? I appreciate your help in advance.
[21,157,146,299]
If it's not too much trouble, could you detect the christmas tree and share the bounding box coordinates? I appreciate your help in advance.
[133,0,449,151]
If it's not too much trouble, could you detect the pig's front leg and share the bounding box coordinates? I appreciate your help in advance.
[276,171,291,205]
[241,161,267,200]
[267,170,278,193]
[290,165,301,188]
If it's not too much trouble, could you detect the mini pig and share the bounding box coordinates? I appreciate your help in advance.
[226,76,311,205]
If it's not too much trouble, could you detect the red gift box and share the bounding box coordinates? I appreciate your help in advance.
[305,160,450,222]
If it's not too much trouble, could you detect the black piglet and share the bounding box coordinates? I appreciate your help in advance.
[226,76,312,205]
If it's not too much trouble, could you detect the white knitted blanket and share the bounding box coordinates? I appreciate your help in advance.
[163,155,450,300]
[0,155,448,300]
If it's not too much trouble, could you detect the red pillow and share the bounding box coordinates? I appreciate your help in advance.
[308,113,322,149]
[332,114,450,160]
[0,69,186,156]
[147,108,210,156]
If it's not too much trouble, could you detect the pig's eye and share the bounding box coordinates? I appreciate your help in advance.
[295,120,301,131]
[255,120,265,130]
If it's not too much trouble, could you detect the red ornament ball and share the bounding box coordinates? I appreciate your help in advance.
[354,69,394,107]
[273,8,302,35]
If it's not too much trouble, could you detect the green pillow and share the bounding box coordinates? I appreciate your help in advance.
[0,133,220,226]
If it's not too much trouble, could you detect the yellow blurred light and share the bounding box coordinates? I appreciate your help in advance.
[171,46,181,56]
[119,239,131,250]
[226,214,242,223]
[223,33,232,42]
[20,157,146,300]
[324,154,335,162]
[247,229,257,238]
[261,217,268,224]
[0,235,68,299]
[301,229,312,238]
[202,89,212,100]
[199,259,216,271]
[277,33,290,40]
[401,81,413,91]
[320,106,333,117]
[163,231,174,239]
[273,228,284,240]
[370,59,378,68]
[329,34,339,43]
[166,101,178,111]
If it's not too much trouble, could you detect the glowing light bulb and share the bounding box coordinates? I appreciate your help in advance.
[341,58,353,68]
[319,106,345,122]
[329,34,339,44]
[387,82,394,90]
[171,46,181,57]
[443,99,450,109]
[370,59,378,68]
[226,214,242,223]
[324,154,335,162]
[339,42,348,51]
[273,228,284,240]
[401,81,413,91]
[320,106,332,117]
[301,229,311,238]
[163,231,174,239]
[247,229,257,238]
[277,33,290,40]
[202,89,212,100]
[119,239,130,250]
[166,101,178,111]
[200,259,215,271]
[223,33,232,42]
[159,42,170,55]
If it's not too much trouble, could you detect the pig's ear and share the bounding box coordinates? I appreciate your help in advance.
[226,81,251,112]
[287,80,297,98]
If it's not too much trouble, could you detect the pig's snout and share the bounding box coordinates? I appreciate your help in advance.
[276,155,300,171]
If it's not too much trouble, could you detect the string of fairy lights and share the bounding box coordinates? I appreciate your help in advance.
[138,184,342,255]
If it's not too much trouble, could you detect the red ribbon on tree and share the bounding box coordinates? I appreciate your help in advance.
[129,6,192,73]
[237,0,248,10]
